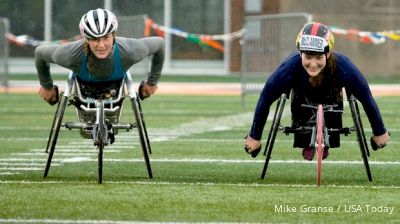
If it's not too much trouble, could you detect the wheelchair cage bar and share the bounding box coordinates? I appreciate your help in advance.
[62,71,139,131]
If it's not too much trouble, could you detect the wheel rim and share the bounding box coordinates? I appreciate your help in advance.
[316,104,323,186]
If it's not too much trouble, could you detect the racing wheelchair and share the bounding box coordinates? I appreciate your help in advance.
[260,90,376,185]
[44,71,152,183]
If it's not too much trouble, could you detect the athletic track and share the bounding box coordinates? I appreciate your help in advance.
[1,81,400,96]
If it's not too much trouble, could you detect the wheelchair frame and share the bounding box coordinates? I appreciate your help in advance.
[260,92,372,184]
[44,71,152,183]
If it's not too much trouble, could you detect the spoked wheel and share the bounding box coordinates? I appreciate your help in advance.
[316,104,324,186]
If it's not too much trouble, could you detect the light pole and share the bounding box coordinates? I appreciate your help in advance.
[44,0,52,42]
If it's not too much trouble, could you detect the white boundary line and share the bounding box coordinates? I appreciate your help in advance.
[0,218,244,224]
[1,157,399,165]
[0,218,192,224]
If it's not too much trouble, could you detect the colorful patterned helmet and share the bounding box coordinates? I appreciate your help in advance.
[296,22,334,53]
[79,8,118,39]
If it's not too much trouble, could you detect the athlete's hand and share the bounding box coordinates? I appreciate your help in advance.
[139,80,158,100]
[371,131,390,150]
[39,86,59,105]
[244,135,262,157]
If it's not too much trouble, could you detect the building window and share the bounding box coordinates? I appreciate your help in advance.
[245,0,262,13]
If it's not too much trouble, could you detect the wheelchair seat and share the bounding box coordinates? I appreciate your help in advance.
[261,91,372,182]
[68,77,126,140]
[44,71,153,183]
[290,86,344,148]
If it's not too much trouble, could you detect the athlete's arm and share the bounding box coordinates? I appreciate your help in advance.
[338,54,386,136]
[249,53,299,141]
[141,37,164,86]
[34,45,58,89]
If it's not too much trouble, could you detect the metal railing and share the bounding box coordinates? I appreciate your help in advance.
[0,17,9,92]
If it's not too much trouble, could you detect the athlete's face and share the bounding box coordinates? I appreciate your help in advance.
[87,33,114,59]
[301,52,330,77]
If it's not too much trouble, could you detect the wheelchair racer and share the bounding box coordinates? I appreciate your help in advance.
[244,22,390,160]
[35,8,164,103]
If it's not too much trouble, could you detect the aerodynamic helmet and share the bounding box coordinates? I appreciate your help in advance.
[79,8,118,39]
[296,22,334,53]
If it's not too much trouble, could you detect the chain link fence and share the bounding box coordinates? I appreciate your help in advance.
[240,13,312,106]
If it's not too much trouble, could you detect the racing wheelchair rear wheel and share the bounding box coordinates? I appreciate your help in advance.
[44,92,68,178]
[348,95,372,181]
[131,96,153,178]
[261,93,288,179]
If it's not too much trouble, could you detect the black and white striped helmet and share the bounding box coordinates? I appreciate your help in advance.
[79,8,118,39]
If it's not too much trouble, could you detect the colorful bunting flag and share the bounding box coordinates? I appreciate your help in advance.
[6,17,400,49]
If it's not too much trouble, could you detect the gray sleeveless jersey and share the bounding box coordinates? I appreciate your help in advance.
[34,36,164,89]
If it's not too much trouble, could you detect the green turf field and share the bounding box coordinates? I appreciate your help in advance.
[0,93,398,223]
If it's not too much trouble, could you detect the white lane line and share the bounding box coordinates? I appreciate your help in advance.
[0,172,21,175]
[0,167,42,171]
[0,162,47,166]
[0,112,256,173]
[0,180,399,190]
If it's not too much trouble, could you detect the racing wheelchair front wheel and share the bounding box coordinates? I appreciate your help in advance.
[315,104,324,186]
[93,101,107,184]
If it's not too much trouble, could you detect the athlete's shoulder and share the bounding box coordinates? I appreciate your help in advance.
[332,51,359,71]
[278,51,302,71]
[285,51,301,62]
[269,52,302,82]
[332,51,351,62]
[115,36,142,51]
[115,36,163,47]
[115,36,137,43]
[52,39,84,55]
[52,39,85,67]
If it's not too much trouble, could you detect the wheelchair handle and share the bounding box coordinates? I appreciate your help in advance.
[301,103,343,113]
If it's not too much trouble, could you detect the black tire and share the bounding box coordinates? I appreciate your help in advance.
[354,98,370,156]
[136,96,152,154]
[97,102,105,184]
[349,95,372,181]
[97,142,104,184]
[44,95,68,178]
[261,93,287,179]
[131,97,153,178]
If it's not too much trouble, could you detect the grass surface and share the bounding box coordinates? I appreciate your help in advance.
[0,93,398,223]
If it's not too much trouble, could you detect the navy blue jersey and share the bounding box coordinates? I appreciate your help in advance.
[249,51,386,140]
